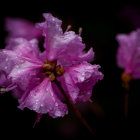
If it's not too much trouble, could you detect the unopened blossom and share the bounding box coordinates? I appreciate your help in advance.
[116,29,140,79]
[0,13,103,118]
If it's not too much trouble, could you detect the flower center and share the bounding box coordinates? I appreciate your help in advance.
[42,60,64,81]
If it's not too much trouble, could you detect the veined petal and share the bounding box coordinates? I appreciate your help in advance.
[36,13,62,38]
[19,78,68,118]
[36,14,94,65]
[6,38,41,62]
[0,38,43,96]
[45,31,94,65]
[58,62,103,102]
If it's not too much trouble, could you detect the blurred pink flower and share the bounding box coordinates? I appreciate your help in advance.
[116,29,140,79]
[0,13,103,118]
[5,17,42,43]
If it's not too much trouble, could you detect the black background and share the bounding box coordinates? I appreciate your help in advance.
[0,1,140,139]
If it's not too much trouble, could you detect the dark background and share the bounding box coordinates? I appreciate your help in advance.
[0,1,140,139]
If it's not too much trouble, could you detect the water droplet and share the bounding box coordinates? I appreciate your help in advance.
[82,72,84,76]
[87,91,91,95]
[55,110,61,116]
[5,66,7,70]
[49,107,52,110]
[52,97,55,101]
[50,91,53,96]
[5,58,8,62]
[52,18,55,21]
[55,102,58,107]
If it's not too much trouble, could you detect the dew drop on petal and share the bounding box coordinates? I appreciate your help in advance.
[55,102,58,107]
[55,110,61,116]
[82,72,85,76]
[5,66,8,70]
[50,91,53,96]
[6,58,8,62]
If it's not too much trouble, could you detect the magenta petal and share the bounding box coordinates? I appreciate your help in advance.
[58,62,103,102]
[19,78,68,118]
[0,38,43,97]
[6,38,41,61]
[36,13,62,38]
[116,33,136,70]
[53,31,94,65]
[5,17,41,42]
[44,30,94,65]
[0,71,17,94]
[116,29,140,78]
[36,14,94,64]
[57,72,79,103]
[0,71,11,87]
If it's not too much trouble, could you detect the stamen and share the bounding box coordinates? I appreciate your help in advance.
[49,73,55,81]
[89,99,93,103]
[66,25,72,32]
[0,84,17,94]
[43,63,52,70]
[43,60,57,71]
[79,27,82,36]
[0,87,6,94]
[56,65,64,76]
[42,60,64,80]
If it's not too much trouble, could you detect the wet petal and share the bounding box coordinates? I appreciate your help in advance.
[19,78,68,118]
[36,14,94,65]
[45,31,94,65]
[58,62,103,102]
[6,38,41,61]
[56,32,94,66]
[0,38,43,97]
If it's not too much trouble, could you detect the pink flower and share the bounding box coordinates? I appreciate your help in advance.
[5,17,42,43]
[0,13,103,118]
[116,29,140,79]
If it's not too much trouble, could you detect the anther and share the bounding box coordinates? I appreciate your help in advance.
[66,25,72,32]
[79,27,82,36]
[0,87,6,94]
[56,65,65,76]
[43,60,57,71]
[49,73,55,81]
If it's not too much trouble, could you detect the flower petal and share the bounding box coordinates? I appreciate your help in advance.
[6,38,41,61]
[55,31,94,66]
[36,14,94,65]
[58,62,103,102]
[0,38,43,97]
[5,17,41,42]
[36,13,62,38]
[19,78,68,118]
[116,29,140,78]
[36,13,63,55]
